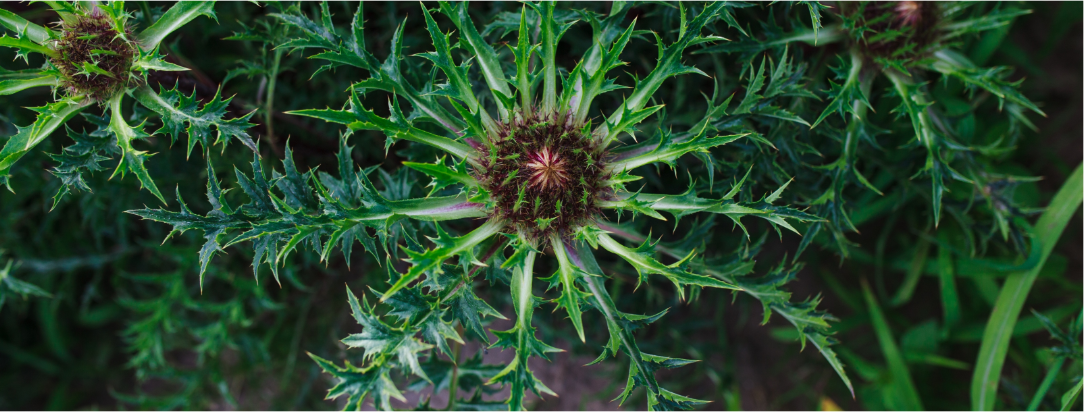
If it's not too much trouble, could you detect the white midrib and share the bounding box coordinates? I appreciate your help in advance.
[515,252,536,329]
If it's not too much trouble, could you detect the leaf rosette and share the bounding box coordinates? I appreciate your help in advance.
[131,2,852,410]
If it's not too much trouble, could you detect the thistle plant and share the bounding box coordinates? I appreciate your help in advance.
[131,2,855,410]
[0,1,255,206]
[704,2,1045,258]
[0,0,1074,411]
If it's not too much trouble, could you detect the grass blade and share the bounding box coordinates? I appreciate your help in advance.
[1027,357,1065,411]
[1062,380,1082,411]
[891,235,931,307]
[971,163,1083,411]
[938,232,962,335]
[862,279,924,410]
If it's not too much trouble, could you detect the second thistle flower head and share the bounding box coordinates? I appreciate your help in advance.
[478,111,612,241]
[50,5,138,102]
[842,1,940,63]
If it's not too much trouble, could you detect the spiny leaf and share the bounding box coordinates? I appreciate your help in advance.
[549,236,593,342]
[596,233,736,300]
[131,83,257,159]
[47,115,119,208]
[342,287,433,381]
[389,220,503,300]
[929,50,1044,116]
[569,241,702,410]
[437,1,513,120]
[106,94,166,205]
[608,127,746,172]
[307,353,405,411]
[0,31,57,62]
[600,190,667,222]
[289,90,474,162]
[0,99,88,191]
[418,3,494,134]
[127,159,246,290]
[596,1,726,140]
[812,54,873,128]
[488,249,561,409]
[0,8,54,44]
[610,225,854,397]
[446,284,506,344]
[402,156,477,196]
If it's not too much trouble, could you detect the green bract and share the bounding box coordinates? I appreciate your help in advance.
[131,2,854,410]
[0,1,255,206]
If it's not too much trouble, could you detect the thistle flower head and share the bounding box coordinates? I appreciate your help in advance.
[843,1,940,63]
[0,1,234,206]
[50,7,138,102]
[479,112,610,240]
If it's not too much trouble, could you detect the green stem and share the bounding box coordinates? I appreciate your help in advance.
[938,231,962,335]
[0,36,58,59]
[569,241,663,406]
[0,76,59,96]
[515,5,533,117]
[863,278,924,410]
[446,323,464,410]
[750,26,845,50]
[512,251,536,330]
[540,2,557,113]
[136,2,215,52]
[281,294,314,389]
[139,1,154,26]
[264,47,283,146]
[0,9,55,44]
[381,219,504,300]
[841,53,873,160]
[1028,357,1066,411]
[890,234,931,307]
[884,70,937,151]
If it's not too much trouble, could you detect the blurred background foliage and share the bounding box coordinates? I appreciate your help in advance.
[0,1,1080,410]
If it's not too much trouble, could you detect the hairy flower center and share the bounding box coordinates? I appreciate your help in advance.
[525,147,569,190]
[894,1,923,26]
